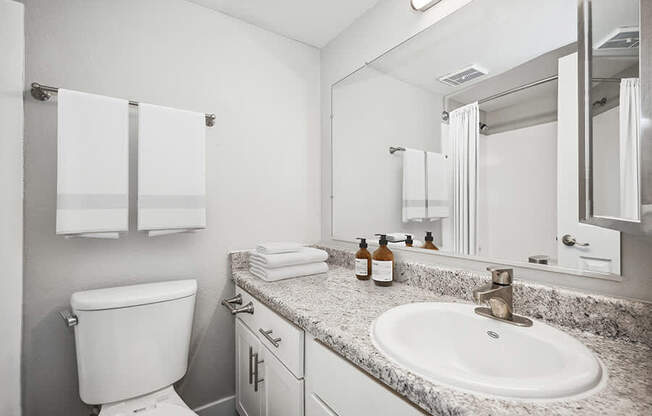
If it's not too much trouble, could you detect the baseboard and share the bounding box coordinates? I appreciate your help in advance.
[193,395,237,416]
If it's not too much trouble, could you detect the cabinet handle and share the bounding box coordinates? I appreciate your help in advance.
[259,328,282,348]
[248,346,254,385]
[253,352,264,392]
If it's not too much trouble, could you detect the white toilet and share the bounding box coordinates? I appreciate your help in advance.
[69,280,198,416]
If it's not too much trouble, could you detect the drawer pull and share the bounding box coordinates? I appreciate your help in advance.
[253,353,264,392]
[248,346,254,384]
[259,328,282,347]
[221,294,254,315]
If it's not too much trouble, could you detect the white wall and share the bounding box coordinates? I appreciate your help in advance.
[331,67,442,243]
[21,1,320,415]
[477,123,557,263]
[321,0,652,301]
[0,2,24,415]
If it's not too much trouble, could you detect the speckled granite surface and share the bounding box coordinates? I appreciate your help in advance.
[317,245,652,347]
[230,259,652,416]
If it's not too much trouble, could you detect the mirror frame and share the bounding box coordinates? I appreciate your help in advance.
[578,0,652,235]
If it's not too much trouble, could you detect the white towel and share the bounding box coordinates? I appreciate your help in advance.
[402,148,427,222]
[249,262,328,282]
[256,242,303,254]
[426,152,450,219]
[56,89,129,238]
[249,247,328,268]
[138,103,206,236]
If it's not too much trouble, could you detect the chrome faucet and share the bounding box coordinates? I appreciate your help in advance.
[473,266,532,327]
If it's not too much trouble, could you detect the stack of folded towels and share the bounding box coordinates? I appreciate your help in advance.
[249,242,329,282]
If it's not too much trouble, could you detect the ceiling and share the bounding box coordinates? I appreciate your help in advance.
[368,0,577,97]
[186,0,381,47]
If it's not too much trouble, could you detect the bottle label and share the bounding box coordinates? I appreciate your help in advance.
[372,260,393,282]
[355,259,368,276]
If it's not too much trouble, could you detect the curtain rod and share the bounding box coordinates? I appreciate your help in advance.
[442,75,623,120]
[30,82,216,127]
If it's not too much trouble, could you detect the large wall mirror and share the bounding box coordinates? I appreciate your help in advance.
[579,0,652,235]
[330,0,626,278]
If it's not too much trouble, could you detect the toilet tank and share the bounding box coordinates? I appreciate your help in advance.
[70,280,197,405]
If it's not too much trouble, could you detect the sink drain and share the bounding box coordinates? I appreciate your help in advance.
[487,331,499,339]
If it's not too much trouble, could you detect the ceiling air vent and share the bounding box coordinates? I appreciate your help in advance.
[438,65,488,87]
[596,26,639,50]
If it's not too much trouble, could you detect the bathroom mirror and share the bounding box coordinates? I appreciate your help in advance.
[330,0,625,278]
[579,0,652,235]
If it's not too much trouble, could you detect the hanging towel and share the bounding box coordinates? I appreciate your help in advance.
[249,262,329,282]
[619,78,641,220]
[56,89,129,238]
[402,148,427,222]
[426,152,450,219]
[138,103,206,236]
[249,247,328,268]
[255,242,303,254]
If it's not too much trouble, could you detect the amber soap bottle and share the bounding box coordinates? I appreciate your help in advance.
[372,235,394,286]
[422,231,439,250]
[405,235,414,247]
[355,238,372,280]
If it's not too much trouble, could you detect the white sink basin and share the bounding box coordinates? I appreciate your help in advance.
[371,302,605,400]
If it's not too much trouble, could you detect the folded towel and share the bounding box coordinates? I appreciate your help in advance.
[56,89,129,238]
[389,240,423,247]
[138,103,206,236]
[402,148,426,222]
[249,247,328,268]
[249,262,328,282]
[256,242,303,254]
[426,152,450,219]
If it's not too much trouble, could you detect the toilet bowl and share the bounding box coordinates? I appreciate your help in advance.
[68,280,198,415]
[99,386,196,416]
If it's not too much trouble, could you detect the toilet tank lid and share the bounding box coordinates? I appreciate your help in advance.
[71,280,197,311]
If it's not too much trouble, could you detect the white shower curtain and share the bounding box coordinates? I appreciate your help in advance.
[449,102,479,255]
[619,78,640,220]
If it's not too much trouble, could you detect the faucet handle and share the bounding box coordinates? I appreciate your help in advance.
[487,266,513,285]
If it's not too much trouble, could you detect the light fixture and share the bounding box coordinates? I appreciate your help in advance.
[411,0,442,12]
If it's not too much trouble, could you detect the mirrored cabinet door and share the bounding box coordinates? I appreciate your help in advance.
[579,0,652,235]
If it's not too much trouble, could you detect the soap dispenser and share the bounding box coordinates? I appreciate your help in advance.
[422,231,439,250]
[372,234,394,286]
[355,238,372,280]
[405,235,414,247]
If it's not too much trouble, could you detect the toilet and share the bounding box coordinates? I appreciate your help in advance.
[69,280,198,416]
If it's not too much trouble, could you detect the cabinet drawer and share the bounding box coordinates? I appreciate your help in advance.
[236,288,305,378]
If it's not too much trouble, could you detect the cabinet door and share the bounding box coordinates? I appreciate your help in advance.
[236,319,262,416]
[261,346,304,416]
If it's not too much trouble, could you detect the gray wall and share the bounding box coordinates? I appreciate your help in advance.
[1,1,24,415]
[21,1,321,415]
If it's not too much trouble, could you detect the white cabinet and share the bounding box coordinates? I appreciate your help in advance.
[261,345,304,416]
[236,319,262,416]
[234,292,304,416]
[305,335,425,416]
[233,289,423,416]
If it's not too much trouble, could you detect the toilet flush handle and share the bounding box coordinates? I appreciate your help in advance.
[59,310,78,327]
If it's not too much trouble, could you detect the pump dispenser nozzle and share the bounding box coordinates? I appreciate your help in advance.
[356,237,368,248]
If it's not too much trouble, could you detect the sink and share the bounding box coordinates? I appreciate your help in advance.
[371,302,605,400]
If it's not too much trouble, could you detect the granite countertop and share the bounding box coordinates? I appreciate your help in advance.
[230,256,652,415]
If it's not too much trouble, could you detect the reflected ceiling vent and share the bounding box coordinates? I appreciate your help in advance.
[596,26,639,50]
[438,65,488,87]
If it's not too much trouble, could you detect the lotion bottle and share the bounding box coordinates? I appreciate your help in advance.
[372,234,394,286]
[405,235,414,247]
[422,231,439,250]
[355,238,372,280]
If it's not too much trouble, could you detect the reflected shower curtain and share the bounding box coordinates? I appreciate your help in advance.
[619,78,640,220]
[450,102,479,255]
